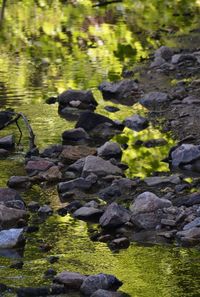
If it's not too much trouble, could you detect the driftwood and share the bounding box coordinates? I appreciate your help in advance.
[0,111,37,152]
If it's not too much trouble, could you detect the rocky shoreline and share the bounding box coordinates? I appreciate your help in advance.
[1,42,200,296]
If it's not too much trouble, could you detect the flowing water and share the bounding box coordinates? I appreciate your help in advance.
[0,1,200,296]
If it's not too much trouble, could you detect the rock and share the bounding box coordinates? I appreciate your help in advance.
[59,145,96,164]
[0,111,13,129]
[54,271,86,289]
[25,159,54,175]
[45,96,57,104]
[144,175,181,186]
[0,135,15,150]
[75,111,118,132]
[91,290,127,297]
[182,95,200,104]
[58,177,93,193]
[68,158,86,173]
[0,148,10,158]
[27,201,40,212]
[57,201,83,215]
[154,46,173,61]
[44,268,57,278]
[38,205,53,216]
[10,261,24,269]
[62,128,90,144]
[0,204,28,228]
[73,207,103,221]
[81,273,122,296]
[38,166,62,182]
[0,188,25,208]
[98,79,140,105]
[99,202,131,228]
[143,138,167,147]
[16,287,50,297]
[82,156,123,178]
[161,219,176,227]
[183,217,200,230]
[40,144,63,158]
[0,228,24,249]
[169,144,200,168]
[123,115,149,132]
[171,53,197,64]
[104,106,120,113]
[7,176,31,189]
[150,57,166,68]
[97,142,122,160]
[140,92,169,109]
[58,89,97,111]
[176,227,200,245]
[109,237,130,250]
[130,192,172,214]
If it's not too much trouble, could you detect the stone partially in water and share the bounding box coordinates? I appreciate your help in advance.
[80,273,122,296]
[0,228,24,249]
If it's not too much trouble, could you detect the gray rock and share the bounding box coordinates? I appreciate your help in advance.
[98,79,140,105]
[38,205,53,215]
[154,46,173,61]
[0,135,15,150]
[84,200,99,208]
[140,92,169,109]
[58,89,97,111]
[171,53,197,64]
[123,114,149,132]
[73,207,103,221]
[0,188,25,209]
[161,219,176,227]
[7,176,31,189]
[99,202,131,228]
[173,192,200,207]
[0,148,10,158]
[144,175,181,186]
[97,142,122,160]
[183,217,200,230]
[0,228,24,249]
[40,144,63,158]
[82,156,123,178]
[0,205,28,228]
[54,271,86,289]
[91,289,127,297]
[131,211,164,230]
[57,177,93,193]
[109,237,130,249]
[170,144,200,168]
[176,227,200,245]
[62,128,90,144]
[80,273,122,296]
[130,192,172,214]
[68,158,86,173]
[150,57,166,68]
[25,159,54,175]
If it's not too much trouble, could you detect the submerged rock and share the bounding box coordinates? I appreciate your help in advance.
[80,273,122,296]
[123,114,149,132]
[0,228,24,249]
[99,202,131,228]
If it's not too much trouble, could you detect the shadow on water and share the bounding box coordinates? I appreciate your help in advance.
[0,0,200,296]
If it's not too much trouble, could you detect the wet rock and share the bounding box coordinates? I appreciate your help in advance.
[140,92,169,109]
[144,175,181,186]
[154,46,173,61]
[0,188,25,208]
[25,159,54,175]
[58,177,94,193]
[123,115,149,132]
[97,141,122,160]
[58,89,97,111]
[73,207,103,221]
[0,135,15,150]
[0,148,10,158]
[98,79,141,105]
[38,205,53,216]
[7,176,31,189]
[59,145,96,164]
[104,106,120,113]
[0,111,13,129]
[169,144,200,169]
[0,228,24,249]
[27,201,40,212]
[81,273,122,296]
[62,128,90,144]
[99,202,131,229]
[183,217,200,230]
[38,166,62,182]
[54,271,86,289]
[40,144,63,158]
[91,289,128,297]
[109,237,130,250]
[76,111,119,132]
[0,205,28,228]
[82,156,123,178]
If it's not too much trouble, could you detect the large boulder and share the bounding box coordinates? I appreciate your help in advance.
[82,156,123,178]
[59,145,96,164]
[99,202,131,228]
[54,271,86,289]
[0,135,15,150]
[130,192,172,230]
[0,205,28,228]
[123,115,149,132]
[80,273,122,296]
[58,89,98,111]
[0,228,25,249]
[97,142,122,160]
[140,92,169,109]
[98,79,141,105]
